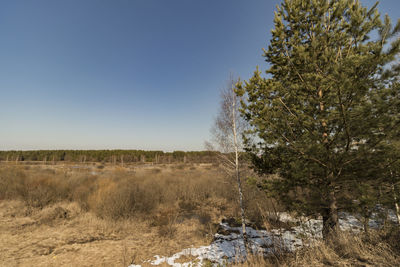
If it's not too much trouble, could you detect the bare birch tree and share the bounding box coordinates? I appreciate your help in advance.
[206,75,250,254]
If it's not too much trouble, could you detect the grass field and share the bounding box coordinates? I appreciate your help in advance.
[0,162,272,266]
[1,162,399,266]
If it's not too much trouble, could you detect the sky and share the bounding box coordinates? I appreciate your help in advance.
[0,0,398,151]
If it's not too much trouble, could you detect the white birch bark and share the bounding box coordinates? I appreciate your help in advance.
[392,183,400,225]
[206,76,250,255]
[232,89,249,254]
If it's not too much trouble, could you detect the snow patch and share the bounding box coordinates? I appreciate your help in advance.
[129,211,398,267]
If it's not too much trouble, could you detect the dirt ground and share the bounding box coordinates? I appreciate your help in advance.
[0,200,208,267]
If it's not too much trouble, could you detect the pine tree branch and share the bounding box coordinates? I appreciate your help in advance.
[337,87,351,152]
[280,133,328,168]
[278,97,319,141]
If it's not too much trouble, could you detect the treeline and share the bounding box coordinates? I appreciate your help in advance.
[0,150,218,164]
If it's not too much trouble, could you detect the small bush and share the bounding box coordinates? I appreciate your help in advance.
[23,177,60,208]
[0,168,70,208]
[150,208,178,238]
[87,178,158,220]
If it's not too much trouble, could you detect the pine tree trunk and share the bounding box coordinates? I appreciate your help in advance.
[362,206,372,235]
[322,190,339,239]
[363,218,369,235]
[319,86,339,239]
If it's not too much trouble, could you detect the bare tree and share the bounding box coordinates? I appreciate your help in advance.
[206,75,250,255]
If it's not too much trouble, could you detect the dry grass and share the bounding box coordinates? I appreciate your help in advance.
[0,199,212,266]
[232,229,400,267]
[2,163,397,266]
[0,163,271,224]
[0,163,271,266]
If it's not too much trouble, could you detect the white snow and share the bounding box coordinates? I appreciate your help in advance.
[129,210,398,267]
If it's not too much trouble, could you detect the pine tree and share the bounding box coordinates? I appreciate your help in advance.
[237,0,400,238]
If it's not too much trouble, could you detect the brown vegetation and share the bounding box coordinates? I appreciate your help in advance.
[0,163,273,224]
[0,163,271,266]
[234,228,400,266]
[1,163,399,266]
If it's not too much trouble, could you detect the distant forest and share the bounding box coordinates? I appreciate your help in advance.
[0,150,218,164]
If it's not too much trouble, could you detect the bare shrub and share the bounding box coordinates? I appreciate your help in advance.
[150,208,178,238]
[71,176,98,210]
[87,177,158,220]
[23,177,60,208]
[0,164,273,228]
[0,167,69,208]
[36,205,70,225]
[0,167,30,200]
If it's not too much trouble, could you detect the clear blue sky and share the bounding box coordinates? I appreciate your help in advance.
[0,0,398,151]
